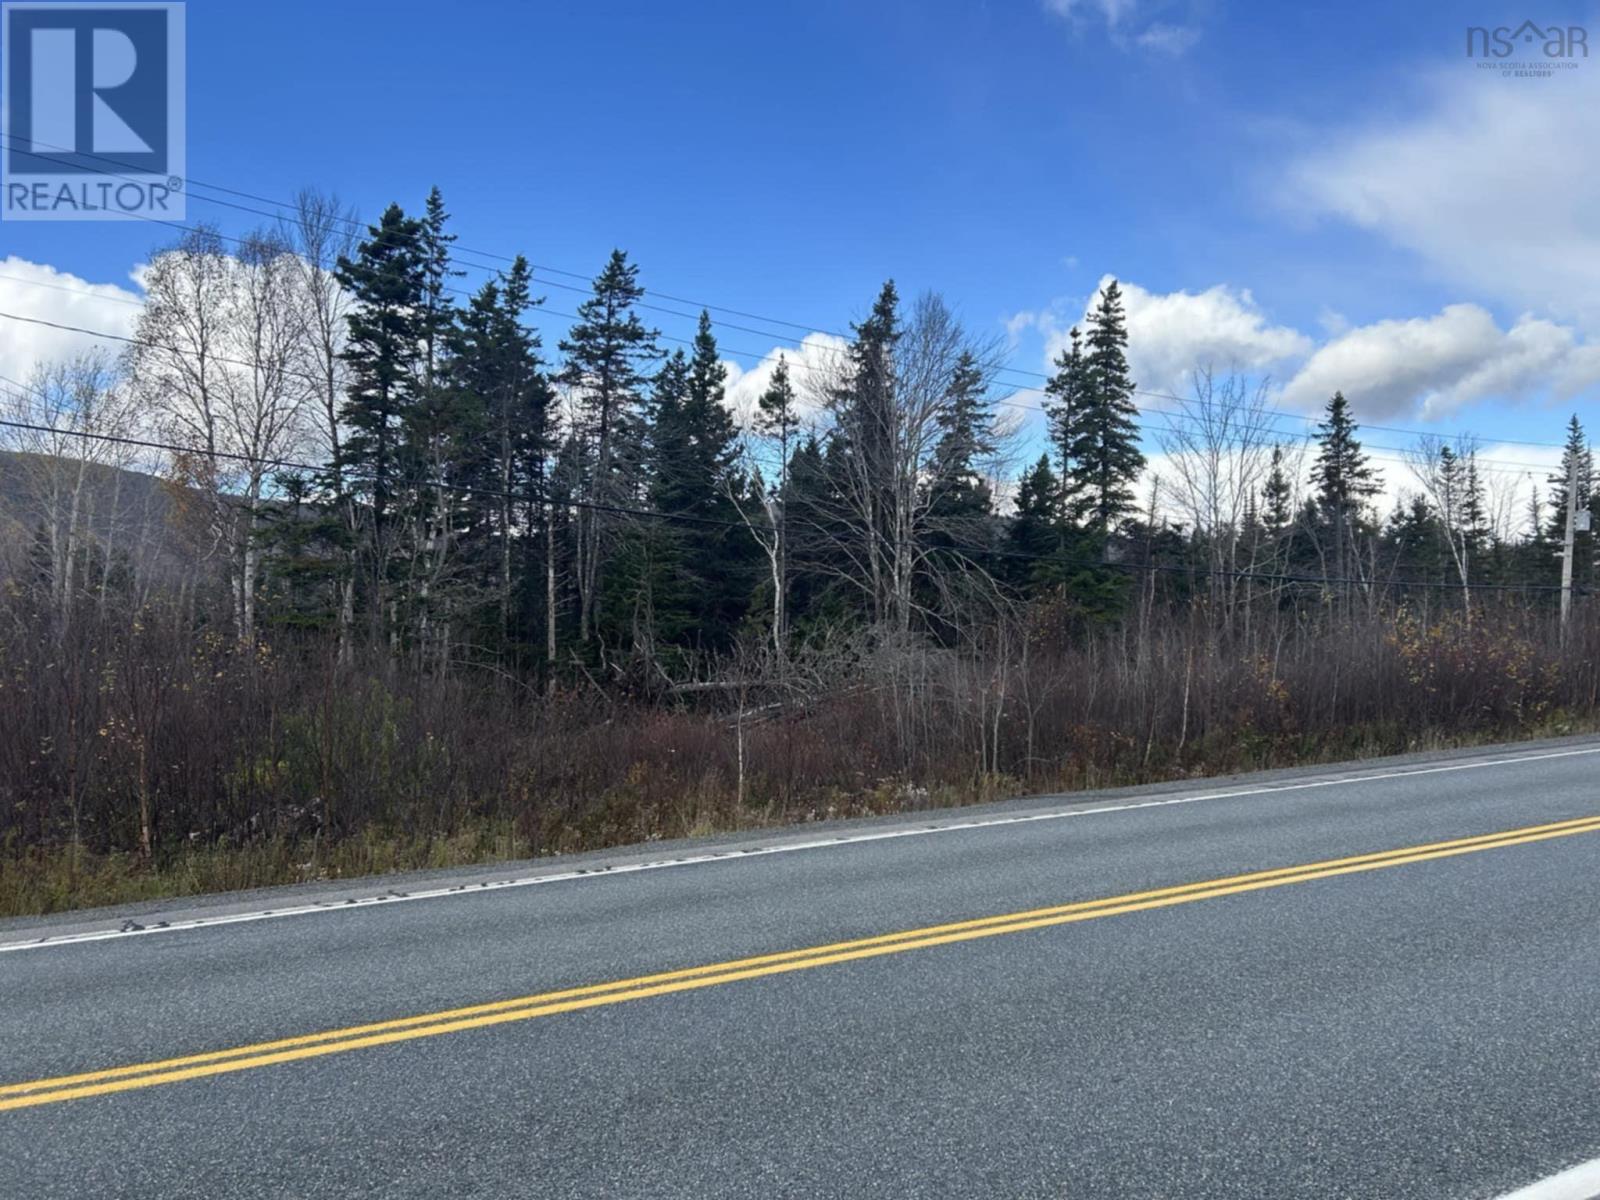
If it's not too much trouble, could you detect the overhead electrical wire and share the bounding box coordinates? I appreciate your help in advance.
[0,133,1581,457]
[0,388,1583,596]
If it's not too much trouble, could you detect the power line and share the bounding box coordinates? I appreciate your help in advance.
[0,303,1569,482]
[3,133,1582,453]
[0,136,831,347]
[0,402,1582,596]
[0,406,749,533]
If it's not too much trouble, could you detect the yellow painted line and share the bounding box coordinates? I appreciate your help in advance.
[6,810,1592,1100]
[5,812,1600,1112]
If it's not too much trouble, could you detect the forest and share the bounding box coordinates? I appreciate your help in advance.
[1,187,1597,915]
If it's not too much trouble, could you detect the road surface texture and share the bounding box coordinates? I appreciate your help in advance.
[5,735,1600,1199]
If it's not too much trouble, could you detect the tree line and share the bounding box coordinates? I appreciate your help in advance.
[1,186,1597,909]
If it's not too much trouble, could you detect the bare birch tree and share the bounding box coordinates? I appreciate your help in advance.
[1158,367,1279,622]
[128,225,312,644]
[811,291,1007,634]
[0,351,142,634]
[280,188,358,660]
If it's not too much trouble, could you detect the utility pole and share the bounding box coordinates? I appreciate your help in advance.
[1561,452,1579,637]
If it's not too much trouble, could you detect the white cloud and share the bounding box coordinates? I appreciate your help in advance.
[1018,276,1310,397]
[1135,23,1199,55]
[1281,67,1600,328]
[1011,276,1600,424]
[1041,0,1198,55]
[1044,0,1137,24]
[1277,304,1600,419]
[722,332,850,430]
[0,257,143,388]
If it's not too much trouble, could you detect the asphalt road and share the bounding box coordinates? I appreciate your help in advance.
[6,736,1600,1199]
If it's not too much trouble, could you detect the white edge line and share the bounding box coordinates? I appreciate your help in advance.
[4,745,1599,955]
[1493,1155,1600,1200]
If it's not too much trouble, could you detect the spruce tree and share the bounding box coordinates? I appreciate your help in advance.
[419,186,461,397]
[448,255,551,656]
[557,250,661,643]
[1008,454,1063,587]
[1545,415,1592,542]
[1309,390,1379,600]
[680,311,750,647]
[929,349,996,524]
[626,350,693,650]
[831,281,902,625]
[335,202,428,592]
[1043,327,1089,523]
[785,435,845,630]
[1262,445,1293,534]
[1546,415,1596,589]
[755,355,801,467]
[753,356,801,647]
[1073,281,1145,534]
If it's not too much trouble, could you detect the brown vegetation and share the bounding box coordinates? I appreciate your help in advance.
[2,592,1594,918]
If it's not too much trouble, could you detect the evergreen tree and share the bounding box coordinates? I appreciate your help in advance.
[1545,415,1593,541]
[1072,281,1145,534]
[780,435,846,632]
[830,280,902,626]
[649,311,738,521]
[756,355,801,455]
[557,250,661,643]
[646,350,692,511]
[1042,327,1089,523]
[418,186,461,397]
[1262,445,1293,534]
[753,356,801,647]
[621,350,694,652]
[929,349,995,524]
[1545,415,1596,590]
[335,203,428,608]
[637,314,749,656]
[448,256,551,657]
[1008,454,1062,587]
[1309,391,1380,600]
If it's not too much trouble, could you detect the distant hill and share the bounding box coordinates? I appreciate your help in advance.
[0,451,195,585]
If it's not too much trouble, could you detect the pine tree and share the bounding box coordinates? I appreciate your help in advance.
[557,250,661,643]
[1073,281,1145,535]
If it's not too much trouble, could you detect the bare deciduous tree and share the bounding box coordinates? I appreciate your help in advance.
[1,351,143,634]
[128,224,313,644]
[280,188,359,660]
[1158,367,1279,623]
[810,292,1008,635]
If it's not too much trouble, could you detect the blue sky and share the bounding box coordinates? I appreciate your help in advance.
[4,0,1599,505]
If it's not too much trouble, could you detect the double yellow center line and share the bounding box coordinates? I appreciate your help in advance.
[6,811,1600,1112]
